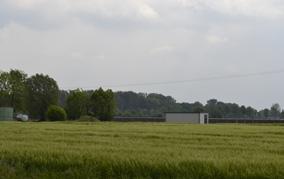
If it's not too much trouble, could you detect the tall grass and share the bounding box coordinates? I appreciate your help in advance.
[0,122,283,178]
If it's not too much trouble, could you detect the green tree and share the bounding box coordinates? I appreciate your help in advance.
[0,71,11,107]
[8,70,27,112]
[0,70,27,112]
[270,103,281,118]
[281,110,284,119]
[263,108,270,118]
[90,88,115,121]
[246,106,257,118]
[66,89,88,120]
[26,74,59,120]
[240,105,247,116]
[205,99,222,118]
[192,102,205,113]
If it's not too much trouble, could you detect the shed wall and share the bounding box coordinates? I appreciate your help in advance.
[165,113,200,123]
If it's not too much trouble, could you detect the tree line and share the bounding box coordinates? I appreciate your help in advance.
[1,69,283,120]
[0,69,115,121]
[113,92,284,119]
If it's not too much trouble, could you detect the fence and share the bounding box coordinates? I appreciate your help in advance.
[113,116,165,122]
[113,116,284,123]
[209,118,284,124]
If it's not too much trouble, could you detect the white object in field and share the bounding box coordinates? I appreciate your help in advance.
[16,114,29,121]
[165,113,209,124]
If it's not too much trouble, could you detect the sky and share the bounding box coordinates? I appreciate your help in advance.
[1,0,284,109]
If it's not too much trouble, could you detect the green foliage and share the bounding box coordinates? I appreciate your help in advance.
[204,99,259,118]
[263,108,270,118]
[0,122,283,178]
[58,90,69,108]
[271,103,281,118]
[8,70,28,112]
[0,71,11,107]
[46,105,67,121]
[192,102,205,113]
[114,92,262,118]
[26,74,59,120]
[77,115,100,122]
[281,111,284,119]
[66,89,89,120]
[1,69,283,120]
[0,70,27,112]
[115,91,183,117]
[90,88,115,121]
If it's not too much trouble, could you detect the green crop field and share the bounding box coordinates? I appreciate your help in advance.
[0,122,283,179]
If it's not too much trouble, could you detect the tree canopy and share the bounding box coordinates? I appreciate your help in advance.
[90,88,115,121]
[26,74,59,120]
[1,69,283,120]
[66,89,89,120]
[0,70,27,112]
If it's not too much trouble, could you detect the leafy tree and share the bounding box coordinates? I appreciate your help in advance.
[66,89,89,120]
[246,106,257,118]
[26,74,59,120]
[8,70,27,112]
[240,105,247,116]
[180,103,192,113]
[270,103,281,118]
[90,88,115,121]
[58,90,69,107]
[47,105,67,121]
[115,91,148,111]
[0,71,11,107]
[192,102,205,113]
[59,90,275,119]
[205,99,222,118]
[281,110,284,119]
[207,99,218,106]
[260,108,270,118]
[0,70,27,112]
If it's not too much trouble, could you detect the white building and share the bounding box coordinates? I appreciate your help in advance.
[165,112,209,124]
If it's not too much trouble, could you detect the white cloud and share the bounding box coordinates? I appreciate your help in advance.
[207,35,228,44]
[6,0,159,23]
[12,0,46,9]
[1,0,284,109]
[151,45,175,54]
[138,3,159,19]
[177,0,284,19]
[1,0,283,30]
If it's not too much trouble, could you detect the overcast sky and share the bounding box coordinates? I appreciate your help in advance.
[1,0,284,109]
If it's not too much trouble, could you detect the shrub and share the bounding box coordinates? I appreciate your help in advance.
[46,105,67,121]
[77,115,100,122]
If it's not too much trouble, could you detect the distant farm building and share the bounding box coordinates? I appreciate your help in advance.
[165,112,209,124]
[0,107,14,121]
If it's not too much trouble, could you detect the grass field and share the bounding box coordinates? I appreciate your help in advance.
[0,122,283,179]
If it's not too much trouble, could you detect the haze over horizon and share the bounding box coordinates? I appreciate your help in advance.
[1,0,284,110]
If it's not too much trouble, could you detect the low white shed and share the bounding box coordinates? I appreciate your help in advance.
[165,112,209,124]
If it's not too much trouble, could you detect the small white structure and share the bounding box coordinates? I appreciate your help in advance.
[16,114,29,122]
[165,112,209,124]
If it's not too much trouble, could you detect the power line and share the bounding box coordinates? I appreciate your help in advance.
[62,69,284,89]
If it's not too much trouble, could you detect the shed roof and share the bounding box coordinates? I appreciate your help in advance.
[164,112,208,114]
